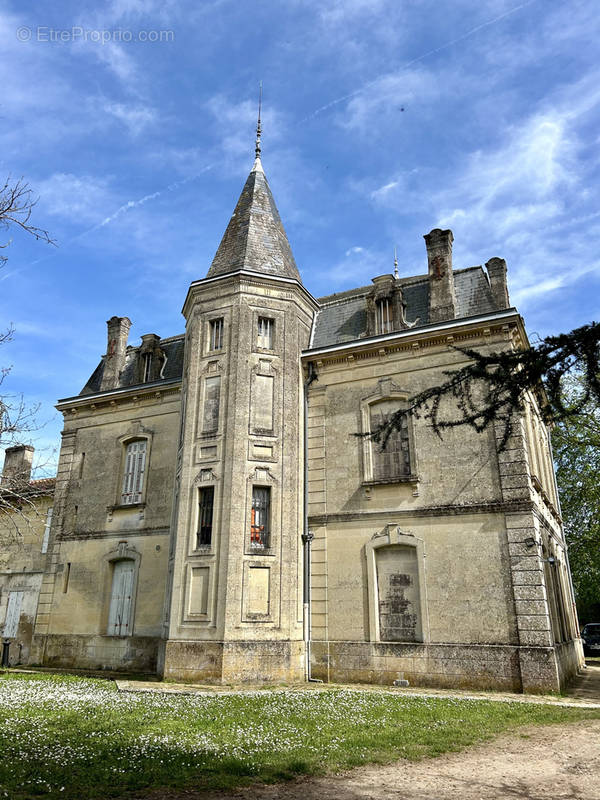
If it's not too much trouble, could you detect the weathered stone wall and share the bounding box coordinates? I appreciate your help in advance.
[306,316,582,693]
[32,386,180,669]
[161,272,317,683]
[0,493,53,665]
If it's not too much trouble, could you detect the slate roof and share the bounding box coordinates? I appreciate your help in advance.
[80,335,185,396]
[206,158,301,282]
[310,267,497,349]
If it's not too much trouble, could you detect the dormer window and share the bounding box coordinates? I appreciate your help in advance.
[142,353,152,383]
[376,298,392,335]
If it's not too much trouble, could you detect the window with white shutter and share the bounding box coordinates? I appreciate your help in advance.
[121,440,147,505]
[107,560,135,636]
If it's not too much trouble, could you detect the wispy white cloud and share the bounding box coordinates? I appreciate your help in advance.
[103,101,156,135]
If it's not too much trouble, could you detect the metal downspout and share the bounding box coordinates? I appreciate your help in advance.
[303,362,320,681]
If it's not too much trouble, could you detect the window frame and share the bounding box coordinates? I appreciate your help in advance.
[365,526,430,643]
[120,439,147,505]
[360,388,418,485]
[375,297,392,335]
[196,485,215,549]
[115,431,152,509]
[250,485,271,551]
[102,544,141,638]
[208,317,224,351]
[257,316,275,350]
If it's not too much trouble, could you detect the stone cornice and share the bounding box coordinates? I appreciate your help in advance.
[56,378,181,414]
[303,308,526,365]
[182,269,320,318]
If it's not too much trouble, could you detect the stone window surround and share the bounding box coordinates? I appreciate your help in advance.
[191,468,220,557]
[100,542,141,638]
[111,427,154,511]
[245,466,278,556]
[365,526,430,644]
[360,383,418,485]
[205,312,228,355]
[249,306,284,355]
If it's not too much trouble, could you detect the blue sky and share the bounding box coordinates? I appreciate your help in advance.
[1,0,599,474]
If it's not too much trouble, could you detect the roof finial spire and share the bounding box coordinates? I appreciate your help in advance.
[394,246,399,279]
[255,81,262,160]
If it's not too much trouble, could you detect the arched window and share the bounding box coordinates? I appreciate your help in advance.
[121,440,146,505]
[369,401,411,481]
[107,559,135,636]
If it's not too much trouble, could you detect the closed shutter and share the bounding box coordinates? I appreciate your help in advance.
[3,592,24,638]
[107,561,135,636]
[121,441,146,504]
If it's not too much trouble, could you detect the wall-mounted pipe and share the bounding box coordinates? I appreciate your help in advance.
[303,361,321,682]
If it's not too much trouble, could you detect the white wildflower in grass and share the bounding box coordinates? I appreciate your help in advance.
[0,672,597,800]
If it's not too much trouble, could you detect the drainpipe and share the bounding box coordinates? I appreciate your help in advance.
[303,361,320,682]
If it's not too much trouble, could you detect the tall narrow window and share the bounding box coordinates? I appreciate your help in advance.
[370,404,411,480]
[257,317,274,349]
[197,486,214,548]
[41,506,53,554]
[121,440,147,504]
[376,298,392,334]
[250,487,271,549]
[202,376,221,433]
[107,560,135,636]
[209,318,224,350]
[143,352,153,382]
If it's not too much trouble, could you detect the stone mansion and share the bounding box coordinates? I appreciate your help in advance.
[0,141,583,692]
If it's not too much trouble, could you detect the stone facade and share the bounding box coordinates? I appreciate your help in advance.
[4,150,582,691]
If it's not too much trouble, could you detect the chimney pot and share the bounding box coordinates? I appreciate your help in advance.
[486,258,510,310]
[2,445,34,485]
[424,228,457,322]
[100,317,131,391]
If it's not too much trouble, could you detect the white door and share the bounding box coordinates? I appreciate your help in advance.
[107,561,135,636]
[3,592,24,638]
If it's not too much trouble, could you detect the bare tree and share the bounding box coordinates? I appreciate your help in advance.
[1,177,56,528]
[366,321,600,451]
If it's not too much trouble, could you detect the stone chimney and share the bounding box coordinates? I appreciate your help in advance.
[424,228,457,323]
[486,257,510,310]
[100,316,131,391]
[2,445,34,485]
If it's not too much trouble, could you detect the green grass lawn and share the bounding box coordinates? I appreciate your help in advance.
[1,671,598,800]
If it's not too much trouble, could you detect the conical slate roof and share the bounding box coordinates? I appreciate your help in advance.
[206,158,301,281]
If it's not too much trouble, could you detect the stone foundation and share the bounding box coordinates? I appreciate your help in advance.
[160,639,305,684]
[30,634,159,673]
[310,640,582,693]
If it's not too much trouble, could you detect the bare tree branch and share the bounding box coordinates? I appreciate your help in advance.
[362,321,600,452]
[0,176,56,265]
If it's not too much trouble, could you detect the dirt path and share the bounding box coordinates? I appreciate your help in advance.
[142,719,600,800]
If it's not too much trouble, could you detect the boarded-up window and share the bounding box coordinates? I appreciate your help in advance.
[250,487,271,549]
[188,567,209,615]
[121,440,147,504]
[209,318,224,350]
[197,486,214,548]
[251,374,274,431]
[376,545,422,642]
[370,401,411,480]
[107,560,135,636]
[257,317,274,349]
[202,376,221,433]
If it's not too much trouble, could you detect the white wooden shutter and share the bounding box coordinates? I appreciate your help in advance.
[41,507,53,554]
[107,561,135,636]
[121,441,146,504]
[3,592,24,638]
